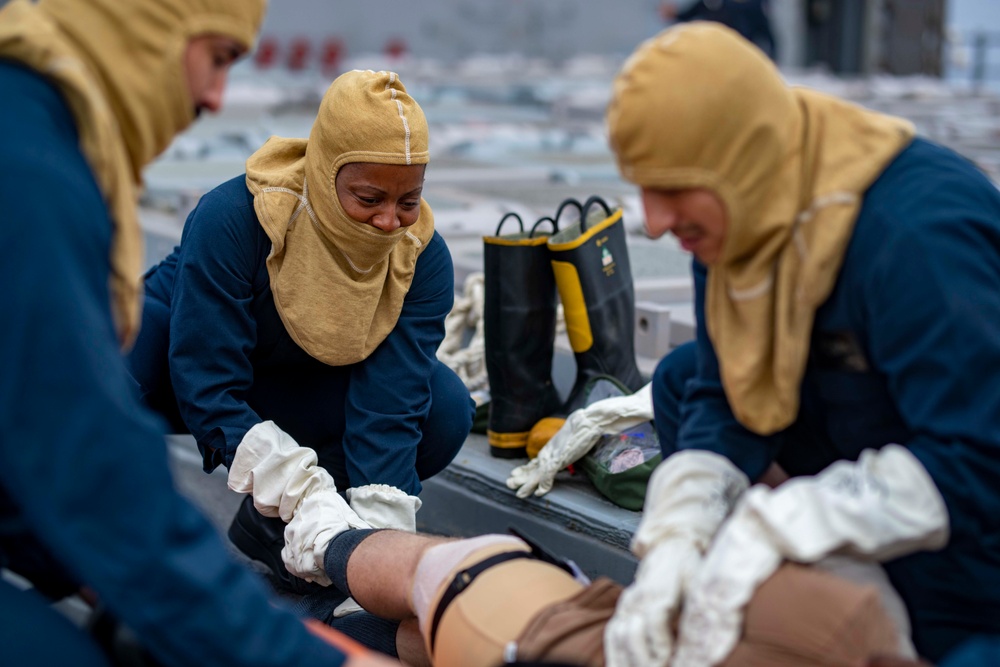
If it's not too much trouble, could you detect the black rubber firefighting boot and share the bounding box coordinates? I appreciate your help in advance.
[547,195,644,415]
[483,211,563,458]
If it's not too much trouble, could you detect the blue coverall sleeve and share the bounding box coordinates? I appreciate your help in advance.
[863,201,1000,544]
[342,232,455,495]
[0,71,345,666]
[939,637,1000,667]
[167,184,264,470]
[675,261,782,480]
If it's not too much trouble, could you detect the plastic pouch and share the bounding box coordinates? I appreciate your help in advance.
[579,422,661,511]
[575,377,661,511]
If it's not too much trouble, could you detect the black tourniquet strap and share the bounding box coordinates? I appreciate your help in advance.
[429,550,538,654]
[509,526,590,584]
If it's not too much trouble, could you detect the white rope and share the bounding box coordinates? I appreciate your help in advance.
[437,272,489,392]
[437,272,567,398]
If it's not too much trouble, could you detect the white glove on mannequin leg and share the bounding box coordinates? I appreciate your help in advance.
[604,450,749,667]
[506,382,654,499]
[347,484,422,532]
[228,421,370,586]
[673,444,950,667]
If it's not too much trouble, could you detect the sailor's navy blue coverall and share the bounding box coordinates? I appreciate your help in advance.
[126,175,473,495]
[0,61,349,666]
[653,139,1000,662]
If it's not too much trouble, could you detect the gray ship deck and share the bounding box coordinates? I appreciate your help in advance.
[163,427,641,585]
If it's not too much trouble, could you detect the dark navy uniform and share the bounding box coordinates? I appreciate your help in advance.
[653,139,1000,661]
[126,176,473,495]
[0,61,348,665]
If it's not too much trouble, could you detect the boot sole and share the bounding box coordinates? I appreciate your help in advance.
[489,444,527,458]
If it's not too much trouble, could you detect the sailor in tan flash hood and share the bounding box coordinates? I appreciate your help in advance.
[0,0,394,664]
[125,70,474,621]
[250,69,436,366]
[0,0,265,346]
[601,22,1000,667]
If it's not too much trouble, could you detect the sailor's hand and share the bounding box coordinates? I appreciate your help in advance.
[674,445,949,666]
[605,450,749,667]
[671,496,782,667]
[282,489,370,586]
[605,538,700,667]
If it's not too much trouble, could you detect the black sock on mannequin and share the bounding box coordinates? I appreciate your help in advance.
[322,528,382,596]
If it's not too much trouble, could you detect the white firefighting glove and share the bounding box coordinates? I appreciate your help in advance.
[506,383,654,498]
[673,444,949,667]
[604,450,749,667]
[228,421,370,586]
[347,484,422,532]
[330,485,422,617]
[332,486,421,616]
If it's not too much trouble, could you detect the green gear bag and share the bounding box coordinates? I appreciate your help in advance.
[578,428,661,512]
[575,377,661,511]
